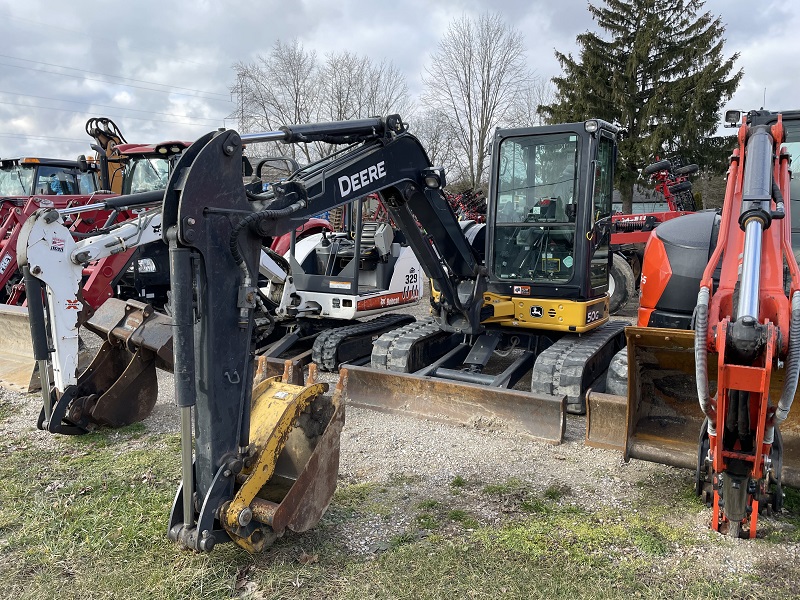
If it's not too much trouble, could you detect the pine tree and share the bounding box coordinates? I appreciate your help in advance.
[539,0,741,213]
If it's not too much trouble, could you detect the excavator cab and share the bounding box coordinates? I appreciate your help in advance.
[485,121,615,329]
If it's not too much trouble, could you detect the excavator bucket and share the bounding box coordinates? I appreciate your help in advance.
[221,363,345,552]
[47,298,173,433]
[341,364,565,444]
[0,304,39,392]
[585,326,800,487]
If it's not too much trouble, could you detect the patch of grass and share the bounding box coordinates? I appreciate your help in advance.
[389,531,416,549]
[0,431,256,599]
[450,475,465,488]
[520,497,551,514]
[764,487,800,543]
[333,482,380,507]
[316,518,756,600]
[630,525,669,556]
[783,486,800,513]
[476,504,692,565]
[2,405,797,599]
[448,510,479,529]
[416,513,439,530]
[387,473,421,486]
[330,482,391,519]
[0,398,20,421]
[543,483,570,501]
[483,477,523,495]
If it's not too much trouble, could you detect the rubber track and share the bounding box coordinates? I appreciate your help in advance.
[371,319,435,370]
[530,320,628,414]
[371,317,449,373]
[312,313,416,371]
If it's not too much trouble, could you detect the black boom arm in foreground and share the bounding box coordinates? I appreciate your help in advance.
[160,116,484,551]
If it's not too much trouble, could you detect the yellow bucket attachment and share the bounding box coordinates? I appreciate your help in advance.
[585,326,800,487]
[0,304,38,392]
[223,362,345,552]
[341,364,565,444]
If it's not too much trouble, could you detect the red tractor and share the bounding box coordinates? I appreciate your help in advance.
[607,157,698,313]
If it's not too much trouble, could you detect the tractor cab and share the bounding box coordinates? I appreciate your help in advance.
[0,157,99,198]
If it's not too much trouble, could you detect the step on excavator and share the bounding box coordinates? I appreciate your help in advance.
[586,109,800,538]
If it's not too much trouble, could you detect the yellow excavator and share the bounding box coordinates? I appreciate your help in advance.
[21,114,626,551]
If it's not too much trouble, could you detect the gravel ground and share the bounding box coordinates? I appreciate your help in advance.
[2,287,799,582]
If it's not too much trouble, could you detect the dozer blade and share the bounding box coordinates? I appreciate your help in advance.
[585,326,800,487]
[341,364,565,444]
[222,364,345,552]
[0,304,38,392]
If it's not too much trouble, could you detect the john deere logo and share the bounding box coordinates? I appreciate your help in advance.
[530,305,543,318]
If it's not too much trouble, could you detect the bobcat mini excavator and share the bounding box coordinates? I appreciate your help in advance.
[586,109,800,538]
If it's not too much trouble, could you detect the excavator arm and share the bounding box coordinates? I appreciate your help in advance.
[17,191,165,434]
[160,115,489,551]
[236,115,484,333]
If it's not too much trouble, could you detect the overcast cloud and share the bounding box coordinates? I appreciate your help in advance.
[0,0,795,159]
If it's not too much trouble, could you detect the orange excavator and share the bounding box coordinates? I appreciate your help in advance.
[587,109,800,538]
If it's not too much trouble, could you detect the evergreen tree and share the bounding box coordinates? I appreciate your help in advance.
[539,0,741,213]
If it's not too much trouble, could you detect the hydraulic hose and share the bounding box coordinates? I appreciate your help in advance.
[228,200,306,266]
[228,199,305,329]
[695,286,714,435]
[767,291,800,443]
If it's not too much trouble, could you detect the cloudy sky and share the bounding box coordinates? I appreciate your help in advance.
[0,0,794,159]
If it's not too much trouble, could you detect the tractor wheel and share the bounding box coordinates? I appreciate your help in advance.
[674,163,699,176]
[609,253,635,315]
[668,181,693,194]
[643,159,671,175]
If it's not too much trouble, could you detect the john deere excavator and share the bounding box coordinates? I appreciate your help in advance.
[586,109,800,538]
[17,113,627,551]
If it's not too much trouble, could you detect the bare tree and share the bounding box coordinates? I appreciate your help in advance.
[410,109,461,183]
[232,41,411,163]
[508,78,555,128]
[231,39,320,162]
[421,12,533,188]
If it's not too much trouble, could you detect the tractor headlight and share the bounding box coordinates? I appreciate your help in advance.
[137,258,157,273]
[584,120,599,133]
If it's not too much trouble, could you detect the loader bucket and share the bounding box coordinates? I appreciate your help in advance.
[341,364,565,444]
[585,326,800,487]
[0,304,38,392]
[222,364,345,552]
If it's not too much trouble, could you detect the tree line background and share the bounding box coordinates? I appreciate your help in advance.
[230,0,741,213]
